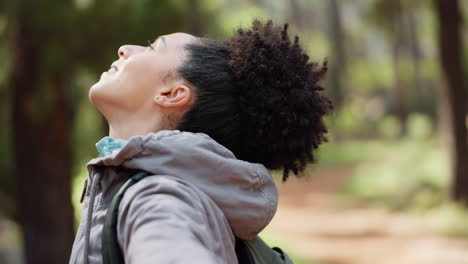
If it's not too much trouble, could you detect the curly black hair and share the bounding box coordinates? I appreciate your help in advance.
[177,20,332,181]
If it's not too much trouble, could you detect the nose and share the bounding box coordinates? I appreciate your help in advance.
[118,45,144,59]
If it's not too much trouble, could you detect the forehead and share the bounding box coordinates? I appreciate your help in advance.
[158,32,197,48]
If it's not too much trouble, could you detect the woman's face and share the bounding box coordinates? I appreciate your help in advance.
[89,32,196,116]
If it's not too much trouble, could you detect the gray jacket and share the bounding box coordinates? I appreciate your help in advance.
[69,130,278,264]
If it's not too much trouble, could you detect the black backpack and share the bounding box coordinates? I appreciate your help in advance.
[102,170,292,264]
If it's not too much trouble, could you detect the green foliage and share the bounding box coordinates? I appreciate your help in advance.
[340,138,449,210]
[330,105,370,138]
[347,59,393,93]
[209,1,268,37]
[427,203,468,238]
[407,112,433,139]
[317,139,399,167]
[299,31,330,62]
[376,112,434,140]
[377,115,401,140]
[260,231,322,264]
[366,0,425,36]
[71,73,106,173]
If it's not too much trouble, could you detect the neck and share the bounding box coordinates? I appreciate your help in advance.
[107,115,165,140]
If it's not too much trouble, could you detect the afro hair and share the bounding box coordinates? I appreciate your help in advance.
[177,19,333,181]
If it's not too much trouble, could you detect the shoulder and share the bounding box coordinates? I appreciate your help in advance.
[120,175,208,213]
[115,175,235,263]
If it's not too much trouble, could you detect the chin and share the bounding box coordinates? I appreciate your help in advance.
[89,71,115,102]
[88,75,130,119]
[89,81,103,105]
[89,82,113,110]
[88,84,113,120]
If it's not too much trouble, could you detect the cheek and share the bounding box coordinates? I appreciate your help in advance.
[90,56,162,111]
[121,58,161,95]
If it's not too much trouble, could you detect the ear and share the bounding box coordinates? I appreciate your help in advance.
[154,83,192,108]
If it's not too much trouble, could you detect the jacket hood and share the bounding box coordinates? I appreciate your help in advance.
[86,130,278,239]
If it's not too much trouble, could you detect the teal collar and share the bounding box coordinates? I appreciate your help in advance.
[96,136,128,157]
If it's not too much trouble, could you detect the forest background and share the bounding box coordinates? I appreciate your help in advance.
[0,0,467,263]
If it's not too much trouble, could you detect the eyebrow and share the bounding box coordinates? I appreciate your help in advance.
[156,36,167,48]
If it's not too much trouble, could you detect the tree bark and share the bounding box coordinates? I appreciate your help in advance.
[327,0,346,109]
[186,0,203,35]
[289,0,303,29]
[10,19,75,264]
[391,0,408,137]
[434,0,468,202]
[407,11,424,109]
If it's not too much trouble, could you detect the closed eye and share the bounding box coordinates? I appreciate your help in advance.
[147,40,155,50]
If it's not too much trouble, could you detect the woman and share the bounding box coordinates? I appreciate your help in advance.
[69,20,332,264]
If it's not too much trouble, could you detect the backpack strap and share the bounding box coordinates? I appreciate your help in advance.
[102,170,152,264]
[102,170,255,264]
[236,236,255,264]
[243,236,293,264]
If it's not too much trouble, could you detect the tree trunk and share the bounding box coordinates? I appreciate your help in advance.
[289,0,303,29]
[10,19,75,264]
[391,0,408,137]
[406,11,424,109]
[434,0,468,202]
[186,0,203,35]
[327,0,346,110]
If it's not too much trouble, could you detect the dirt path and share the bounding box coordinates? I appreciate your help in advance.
[264,167,468,264]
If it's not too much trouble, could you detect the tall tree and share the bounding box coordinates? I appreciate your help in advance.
[3,0,189,263]
[433,0,468,202]
[406,11,424,106]
[369,0,411,136]
[9,12,75,264]
[327,0,346,109]
[186,0,203,35]
[289,0,304,29]
[391,0,408,136]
